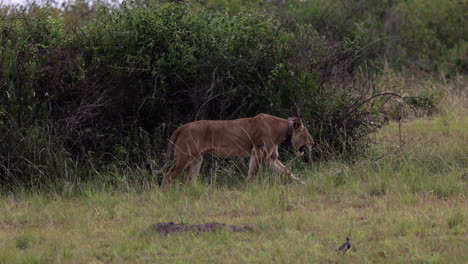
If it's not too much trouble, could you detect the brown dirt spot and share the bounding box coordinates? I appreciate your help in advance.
[153,222,251,236]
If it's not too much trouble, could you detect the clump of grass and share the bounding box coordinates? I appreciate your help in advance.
[368,181,388,196]
[332,170,348,187]
[447,212,464,229]
[15,232,32,250]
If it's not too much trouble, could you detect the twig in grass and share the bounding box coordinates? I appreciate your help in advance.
[372,138,435,162]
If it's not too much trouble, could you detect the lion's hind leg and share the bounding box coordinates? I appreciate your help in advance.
[162,152,195,188]
[247,155,260,182]
[247,147,268,182]
[187,155,203,183]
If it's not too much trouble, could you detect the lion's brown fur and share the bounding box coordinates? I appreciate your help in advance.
[155,113,314,187]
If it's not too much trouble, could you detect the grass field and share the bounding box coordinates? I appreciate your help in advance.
[1,107,467,263]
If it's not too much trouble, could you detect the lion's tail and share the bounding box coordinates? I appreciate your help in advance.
[153,126,183,175]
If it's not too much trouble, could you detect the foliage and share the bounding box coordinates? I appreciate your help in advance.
[269,0,467,74]
[0,0,465,189]
[395,0,467,73]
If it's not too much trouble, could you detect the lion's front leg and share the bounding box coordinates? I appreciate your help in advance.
[268,158,305,184]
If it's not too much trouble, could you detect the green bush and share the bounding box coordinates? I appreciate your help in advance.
[0,2,422,189]
[0,7,63,124]
[66,4,343,155]
[395,0,467,73]
[253,0,467,74]
[0,8,81,190]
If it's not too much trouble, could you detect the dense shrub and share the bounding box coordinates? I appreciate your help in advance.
[81,4,294,124]
[0,8,79,189]
[61,3,366,159]
[395,0,467,73]
[278,0,467,74]
[72,3,383,161]
[1,0,463,189]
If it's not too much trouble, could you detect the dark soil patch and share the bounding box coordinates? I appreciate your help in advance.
[153,222,251,236]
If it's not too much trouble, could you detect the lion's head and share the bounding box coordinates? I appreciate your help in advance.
[290,118,314,156]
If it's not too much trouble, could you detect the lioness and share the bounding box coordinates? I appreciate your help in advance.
[155,113,314,187]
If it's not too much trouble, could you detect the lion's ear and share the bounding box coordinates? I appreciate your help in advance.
[293,118,303,129]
